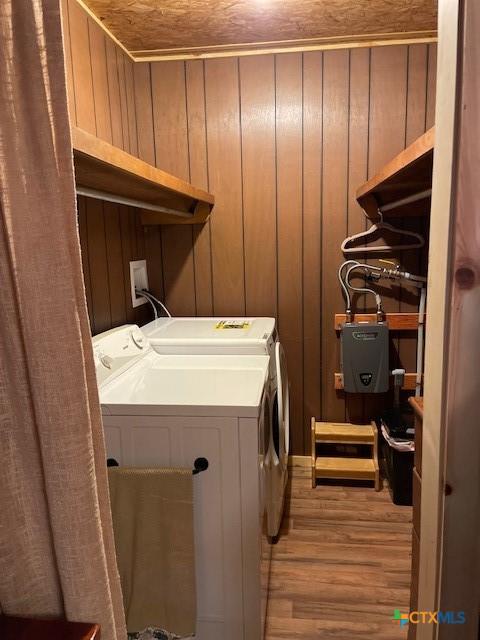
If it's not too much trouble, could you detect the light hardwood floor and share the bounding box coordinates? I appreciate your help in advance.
[265,463,412,639]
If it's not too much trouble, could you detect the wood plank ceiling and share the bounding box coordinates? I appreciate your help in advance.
[82,0,437,58]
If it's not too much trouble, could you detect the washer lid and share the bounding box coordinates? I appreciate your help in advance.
[142,317,275,347]
[99,353,270,417]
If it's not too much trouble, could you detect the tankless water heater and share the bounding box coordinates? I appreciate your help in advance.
[341,322,389,393]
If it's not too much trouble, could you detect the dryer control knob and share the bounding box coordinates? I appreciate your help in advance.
[100,354,114,369]
[131,330,145,349]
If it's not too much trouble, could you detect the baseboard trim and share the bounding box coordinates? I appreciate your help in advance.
[288,455,311,468]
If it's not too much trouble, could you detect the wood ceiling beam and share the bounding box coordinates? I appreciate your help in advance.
[131,32,438,62]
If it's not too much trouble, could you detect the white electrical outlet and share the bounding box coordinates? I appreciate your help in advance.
[130,260,149,308]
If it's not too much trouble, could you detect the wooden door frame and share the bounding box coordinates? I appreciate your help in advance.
[419,0,480,638]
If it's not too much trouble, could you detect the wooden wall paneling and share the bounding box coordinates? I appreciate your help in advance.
[117,50,130,152]
[131,63,165,307]
[368,46,408,208]
[125,60,139,157]
[77,197,93,323]
[85,198,111,333]
[368,45,408,412]
[78,198,153,334]
[129,207,150,325]
[144,227,165,301]
[275,53,304,453]
[370,48,410,172]
[406,44,429,144]
[302,51,323,434]
[151,61,197,316]
[158,231,196,317]
[345,47,371,423]
[398,44,429,377]
[105,38,124,149]
[119,204,137,324]
[426,43,437,130]
[103,201,127,326]
[67,0,95,133]
[133,63,156,165]
[60,0,77,125]
[185,60,214,316]
[185,61,208,189]
[134,209,150,325]
[105,205,147,327]
[134,207,147,259]
[88,20,113,144]
[128,206,139,263]
[321,49,350,422]
[204,58,246,316]
[151,62,191,177]
[239,55,277,317]
[368,47,409,318]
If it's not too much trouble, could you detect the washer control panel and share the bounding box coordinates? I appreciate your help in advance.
[92,325,150,386]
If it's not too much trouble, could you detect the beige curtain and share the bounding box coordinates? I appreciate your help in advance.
[0,2,126,639]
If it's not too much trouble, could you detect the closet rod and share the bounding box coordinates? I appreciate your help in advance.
[379,188,432,213]
[76,186,192,218]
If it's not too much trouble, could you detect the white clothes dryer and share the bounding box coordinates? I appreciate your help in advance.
[93,325,272,640]
[141,317,290,537]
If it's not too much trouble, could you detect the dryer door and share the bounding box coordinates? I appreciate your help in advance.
[259,391,271,514]
[273,341,290,466]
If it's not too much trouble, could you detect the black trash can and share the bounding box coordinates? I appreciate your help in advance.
[382,436,414,506]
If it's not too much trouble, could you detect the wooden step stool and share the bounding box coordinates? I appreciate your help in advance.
[311,420,380,491]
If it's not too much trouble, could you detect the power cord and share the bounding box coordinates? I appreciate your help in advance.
[135,288,172,318]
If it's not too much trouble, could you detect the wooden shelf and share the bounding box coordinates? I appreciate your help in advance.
[334,312,422,331]
[356,127,434,218]
[334,372,419,391]
[72,126,215,224]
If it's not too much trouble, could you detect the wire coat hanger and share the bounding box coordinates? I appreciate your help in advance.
[341,209,425,254]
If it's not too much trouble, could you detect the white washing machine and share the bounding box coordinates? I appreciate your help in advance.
[141,317,289,538]
[93,325,272,640]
